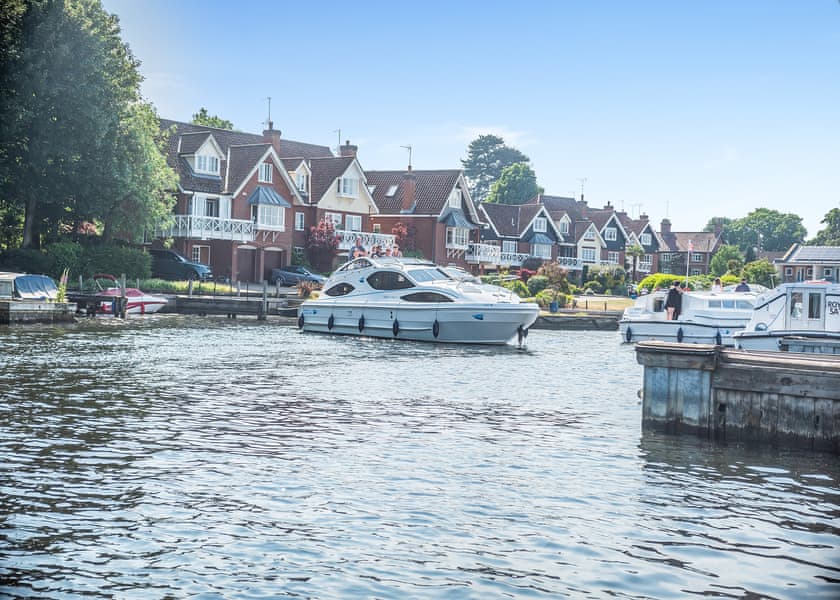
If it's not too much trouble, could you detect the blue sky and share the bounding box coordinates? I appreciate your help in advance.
[103,0,840,239]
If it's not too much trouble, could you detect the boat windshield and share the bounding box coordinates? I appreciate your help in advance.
[707,299,754,309]
[407,268,452,283]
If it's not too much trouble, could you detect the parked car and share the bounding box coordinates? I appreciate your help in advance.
[149,249,213,281]
[270,265,326,286]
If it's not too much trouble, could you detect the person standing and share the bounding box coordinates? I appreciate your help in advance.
[735,278,751,292]
[348,237,366,261]
[665,281,682,320]
[711,277,723,293]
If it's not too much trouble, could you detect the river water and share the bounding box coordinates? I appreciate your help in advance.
[1,316,838,599]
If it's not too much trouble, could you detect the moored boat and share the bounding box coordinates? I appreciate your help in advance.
[620,287,759,345]
[94,274,168,315]
[733,280,840,352]
[298,257,539,345]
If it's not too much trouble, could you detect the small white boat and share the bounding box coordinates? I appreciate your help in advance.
[95,274,168,315]
[298,257,539,345]
[620,288,758,345]
[733,280,840,352]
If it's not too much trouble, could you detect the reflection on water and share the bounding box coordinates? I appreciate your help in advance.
[1,316,839,598]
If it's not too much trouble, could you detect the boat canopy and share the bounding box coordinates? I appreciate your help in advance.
[13,274,58,300]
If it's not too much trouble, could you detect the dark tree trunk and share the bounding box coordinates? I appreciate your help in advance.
[22,195,39,249]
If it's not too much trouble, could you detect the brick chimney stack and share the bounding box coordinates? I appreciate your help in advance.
[401,165,416,213]
[640,213,649,222]
[340,140,358,158]
[263,121,282,154]
[660,218,672,235]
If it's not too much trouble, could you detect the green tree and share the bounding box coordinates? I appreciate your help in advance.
[461,134,530,203]
[703,216,733,233]
[709,244,744,276]
[716,208,806,253]
[191,107,233,130]
[485,162,542,205]
[809,208,840,246]
[742,258,778,288]
[0,0,161,248]
[625,243,644,283]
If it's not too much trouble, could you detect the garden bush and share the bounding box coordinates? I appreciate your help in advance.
[502,279,530,298]
[584,280,603,294]
[526,275,548,296]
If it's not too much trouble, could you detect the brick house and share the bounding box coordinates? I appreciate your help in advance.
[657,218,722,276]
[476,202,563,269]
[776,244,840,282]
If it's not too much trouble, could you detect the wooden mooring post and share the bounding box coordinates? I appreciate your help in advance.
[635,341,840,453]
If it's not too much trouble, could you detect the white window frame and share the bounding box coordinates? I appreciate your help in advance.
[191,245,209,263]
[372,223,381,233]
[252,204,285,230]
[205,197,219,218]
[583,228,596,241]
[258,163,273,183]
[446,227,469,249]
[533,217,547,233]
[785,267,793,276]
[448,188,461,209]
[325,212,342,228]
[559,220,569,234]
[532,243,552,259]
[640,233,651,246]
[196,154,219,175]
[337,177,358,197]
[581,247,596,263]
[607,251,620,264]
[691,252,703,263]
[296,172,308,192]
[605,227,617,241]
[640,254,653,268]
[345,214,362,232]
[502,240,518,254]
[295,212,305,231]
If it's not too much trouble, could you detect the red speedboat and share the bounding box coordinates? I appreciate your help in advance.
[95,274,168,315]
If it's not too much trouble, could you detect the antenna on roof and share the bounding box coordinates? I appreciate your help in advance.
[577,177,587,202]
[401,144,413,170]
[265,96,272,129]
[333,129,341,154]
[630,203,643,218]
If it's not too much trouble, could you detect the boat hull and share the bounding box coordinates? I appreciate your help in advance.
[299,301,539,344]
[620,319,744,345]
[734,330,840,352]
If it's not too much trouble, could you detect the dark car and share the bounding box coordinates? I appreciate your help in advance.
[149,249,213,281]
[269,265,326,286]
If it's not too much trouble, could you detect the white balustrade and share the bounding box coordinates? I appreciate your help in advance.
[156,215,255,242]
[335,230,396,250]
[466,243,501,264]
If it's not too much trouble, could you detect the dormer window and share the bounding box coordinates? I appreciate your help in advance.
[196,154,220,175]
[641,233,651,246]
[296,172,308,192]
[259,163,273,183]
[337,177,358,197]
[448,188,461,208]
[583,228,596,241]
[605,227,617,241]
[559,220,569,234]
[534,217,547,233]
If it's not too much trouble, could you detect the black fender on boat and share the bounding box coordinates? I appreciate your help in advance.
[625,327,632,343]
[392,319,400,336]
[432,319,440,338]
[358,315,365,332]
[328,314,334,330]
[297,314,304,329]
[677,327,684,343]
[715,330,722,345]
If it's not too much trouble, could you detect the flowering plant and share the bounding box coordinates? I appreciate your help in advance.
[56,268,69,302]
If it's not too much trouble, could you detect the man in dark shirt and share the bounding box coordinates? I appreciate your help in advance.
[735,278,751,292]
[665,281,683,320]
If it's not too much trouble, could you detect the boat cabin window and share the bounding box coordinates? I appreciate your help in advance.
[807,292,822,319]
[323,283,355,297]
[407,268,451,283]
[367,271,415,290]
[790,292,803,318]
[707,299,753,310]
[401,292,454,303]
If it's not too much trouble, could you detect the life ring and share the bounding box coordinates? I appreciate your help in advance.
[358,315,365,332]
[392,319,400,336]
[625,327,632,343]
[432,319,440,338]
[327,314,334,330]
[715,330,722,345]
[297,314,304,329]
[677,327,684,343]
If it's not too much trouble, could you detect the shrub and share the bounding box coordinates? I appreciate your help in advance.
[45,242,84,278]
[584,280,603,294]
[0,248,53,276]
[84,246,151,280]
[526,275,549,296]
[503,279,530,298]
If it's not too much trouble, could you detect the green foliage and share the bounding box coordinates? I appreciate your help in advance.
[191,107,234,130]
[84,245,151,280]
[0,242,150,280]
[717,208,806,253]
[461,135,530,202]
[585,265,626,293]
[0,0,174,248]
[44,242,83,276]
[742,259,778,288]
[486,162,542,205]
[305,219,339,271]
[137,278,234,294]
[535,289,573,309]
[625,243,645,281]
[584,280,603,294]
[526,275,548,296]
[0,248,53,275]
[502,279,530,298]
[709,244,744,276]
[809,208,840,246]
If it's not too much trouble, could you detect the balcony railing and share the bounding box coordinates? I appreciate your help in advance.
[466,243,501,264]
[335,230,396,250]
[557,256,584,270]
[156,215,255,242]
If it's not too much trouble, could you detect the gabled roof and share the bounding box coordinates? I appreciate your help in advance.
[575,221,603,244]
[662,232,719,253]
[479,202,554,239]
[282,157,305,171]
[309,156,356,203]
[527,194,585,221]
[226,144,273,193]
[366,169,463,215]
[781,244,840,263]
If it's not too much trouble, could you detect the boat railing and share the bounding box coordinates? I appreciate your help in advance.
[335,230,396,250]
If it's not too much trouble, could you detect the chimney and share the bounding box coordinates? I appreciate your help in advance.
[401,165,416,213]
[640,213,649,222]
[604,201,612,210]
[262,121,282,154]
[713,217,724,236]
[340,140,358,158]
[660,218,672,235]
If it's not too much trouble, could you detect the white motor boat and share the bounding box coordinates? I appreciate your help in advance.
[620,288,758,345]
[298,257,539,345]
[94,274,168,315]
[733,280,840,352]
